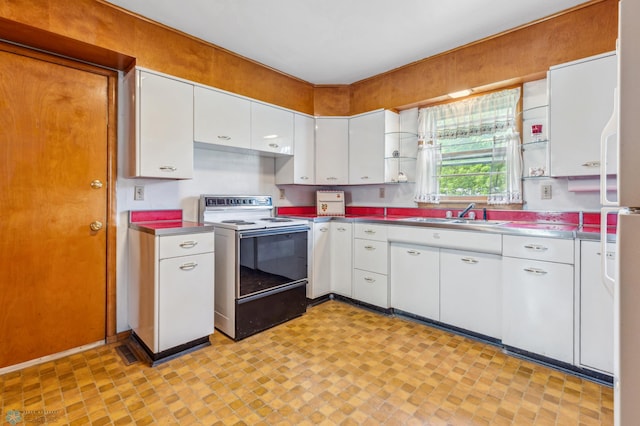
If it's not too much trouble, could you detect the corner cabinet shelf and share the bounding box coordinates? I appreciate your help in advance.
[522,139,550,179]
[384,132,418,183]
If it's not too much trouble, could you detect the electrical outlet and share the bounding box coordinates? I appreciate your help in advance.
[279,188,285,200]
[134,185,145,201]
[379,187,385,198]
[541,184,552,200]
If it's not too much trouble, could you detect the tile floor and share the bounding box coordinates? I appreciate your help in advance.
[0,301,612,425]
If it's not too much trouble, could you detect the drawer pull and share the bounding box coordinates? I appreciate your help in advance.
[326,177,337,181]
[364,229,376,234]
[179,262,198,271]
[581,160,600,168]
[432,233,441,239]
[319,227,328,232]
[159,165,177,172]
[364,277,376,283]
[361,176,369,180]
[524,267,547,275]
[217,135,231,140]
[407,250,420,256]
[461,257,478,264]
[523,244,548,251]
[364,245,376,250]
[268,143,279,149]
[179,240,198,249]
[300,176,309,180]
[337,227,347,232]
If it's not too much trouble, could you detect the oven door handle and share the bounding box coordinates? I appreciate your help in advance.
[236,280,308,304]
[238,225,309,238]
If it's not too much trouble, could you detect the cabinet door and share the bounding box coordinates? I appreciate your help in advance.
[580,240,615,373]
[549,53,617,176]
[502,257,574,363]
[158,253,214,352]
[275,114,315,184]
[330,222,353,297]
[353,269,388,308]
[440,249,502,339]
[390,243,439,321]
[135,70,194,179]
[349,110,385,184]
[315,117,349,185]
[310,223,331,299]
[193,86,251,149]
[251,102,294,155]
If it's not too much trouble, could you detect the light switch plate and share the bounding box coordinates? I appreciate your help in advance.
[134,185,145,201]
[541,184,552,200]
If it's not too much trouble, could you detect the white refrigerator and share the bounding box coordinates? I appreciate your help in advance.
[602,1,640,425]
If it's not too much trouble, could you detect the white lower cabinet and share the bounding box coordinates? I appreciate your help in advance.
[330,222,353,297]
[579,240,615,374]
[440,249,502,339]
[128,230,215,354]
[353,223,388,308]
[390,243,440,321]
[309,222,331,299]
[502,237,575,364]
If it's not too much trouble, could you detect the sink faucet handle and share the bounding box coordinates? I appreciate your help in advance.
[445,210,453,219]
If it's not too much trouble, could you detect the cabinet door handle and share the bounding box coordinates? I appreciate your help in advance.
[364,229,376,234]
[407,250,420,256]
[326,177,337,181]
[364,277,376,283]
[360,176,369,180]
[581,161,600,168]
[179,240,198,249]
[217,135,231,140]
[364,245,375,250]
[300,176,309,180]
[268,143,279,148]
[319,227,328,232]
[179,262,198,271]
[432,233,441,239]
[159,166,177,172]
[461,257,478,264]
[337,227,347,232]
[524,267,547,275]
[523,244,548,251]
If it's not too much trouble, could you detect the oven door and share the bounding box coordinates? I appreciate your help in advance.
[236,225,309,299]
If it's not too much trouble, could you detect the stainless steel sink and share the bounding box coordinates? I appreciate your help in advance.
[404,217,509,226]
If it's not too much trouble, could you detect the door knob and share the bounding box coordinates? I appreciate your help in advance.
[90,180,103,189]
[90,221,103,231]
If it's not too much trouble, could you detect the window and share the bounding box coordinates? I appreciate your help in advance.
[414,88,522,205]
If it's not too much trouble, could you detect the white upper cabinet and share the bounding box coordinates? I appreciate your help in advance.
[549,52,617,177]
[348,110,388,184]
[125,69,194,179]
[193,86,251,149]
[315,117,349,185]
[250,102,294,155]
[275,113,315,184]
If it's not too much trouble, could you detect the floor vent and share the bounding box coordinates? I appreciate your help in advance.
[115,343,140,366]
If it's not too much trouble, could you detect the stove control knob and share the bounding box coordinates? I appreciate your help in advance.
[90,220,103,231]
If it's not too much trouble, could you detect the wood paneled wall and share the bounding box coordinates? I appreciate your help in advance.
[0,0,618,116]
[0,0,315,114]
[349,0,618,115]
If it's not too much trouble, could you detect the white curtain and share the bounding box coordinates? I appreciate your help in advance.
[414,88,522,204]
[414,108,440,203]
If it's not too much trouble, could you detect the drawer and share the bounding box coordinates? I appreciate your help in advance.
[354,238,387,274]
[159,231,215,259]
[387,225,502,255]
[354,223,387,241]
[353,269,388,308]
[503,235,573,264]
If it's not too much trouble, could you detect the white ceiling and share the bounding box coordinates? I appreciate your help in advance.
[105,0,590,85]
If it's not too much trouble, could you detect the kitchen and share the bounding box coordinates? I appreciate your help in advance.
[0,0,635,424]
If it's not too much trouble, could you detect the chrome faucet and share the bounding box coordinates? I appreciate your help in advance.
[458,203,476,218]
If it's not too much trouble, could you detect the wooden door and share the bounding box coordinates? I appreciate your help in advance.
[0,47,109,368]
